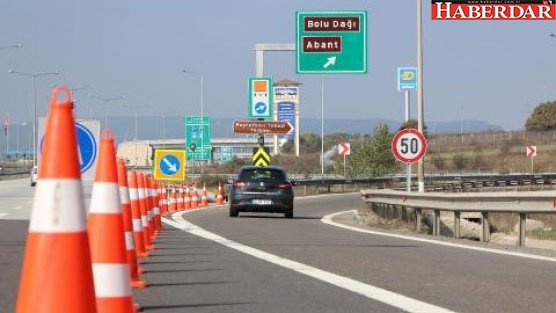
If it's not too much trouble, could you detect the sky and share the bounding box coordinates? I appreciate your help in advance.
[1,0,555,132]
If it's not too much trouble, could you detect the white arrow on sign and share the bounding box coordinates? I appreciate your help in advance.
[526,145,537,158]
[323,56,337,69]
[162,157,178,173]
[286,121,295,135]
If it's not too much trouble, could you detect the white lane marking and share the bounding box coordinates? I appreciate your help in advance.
[13,205,23,211]
[163,212,456,313]
[322,210,556,264]
[0,213,8,219]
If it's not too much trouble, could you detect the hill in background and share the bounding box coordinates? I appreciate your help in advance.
[103,116,503,142]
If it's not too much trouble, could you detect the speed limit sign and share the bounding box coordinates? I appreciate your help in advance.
[391,128,427,164]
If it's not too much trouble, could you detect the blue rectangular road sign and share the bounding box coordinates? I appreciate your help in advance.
[277,102,295,140]
[397,67,417,91]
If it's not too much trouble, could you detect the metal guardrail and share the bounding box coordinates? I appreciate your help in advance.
[128,170,556,192]
[0,167,30,176]
[360,189,556,247]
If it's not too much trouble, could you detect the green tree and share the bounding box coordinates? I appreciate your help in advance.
[525,101,556,131]
[281,133,322,154]
[431,155,447,174]
[452,153,466,173]
[398,119,428,137]
[348,124,397,176]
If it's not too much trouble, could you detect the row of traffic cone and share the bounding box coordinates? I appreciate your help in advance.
[165,182,206,212]
[16,86,170,313]
[162,181,226,209]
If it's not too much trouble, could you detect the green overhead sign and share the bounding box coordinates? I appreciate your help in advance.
[296,11,367,74]
[185,116,211,161]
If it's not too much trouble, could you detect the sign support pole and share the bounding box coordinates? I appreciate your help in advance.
[343,154,346,177]
[295,100,300,157]
[531,157,534,174]
[405,89,411,192]
[417,0,425,193]
[273,106,278,154]
[321,76,325,176]
[254,43,295,157]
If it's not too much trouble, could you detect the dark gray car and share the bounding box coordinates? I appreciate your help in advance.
[229,166,294,218]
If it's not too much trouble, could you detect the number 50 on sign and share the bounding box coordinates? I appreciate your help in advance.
[391,128,427,164]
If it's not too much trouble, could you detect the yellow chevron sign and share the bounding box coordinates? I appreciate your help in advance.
[252,147,271,167]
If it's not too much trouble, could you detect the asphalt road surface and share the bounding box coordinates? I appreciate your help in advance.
[1,178,556,312]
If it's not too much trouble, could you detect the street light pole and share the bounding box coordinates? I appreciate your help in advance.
[90,95,124,128]
[0,44,22,51]
[201,74,204,117]
[182,70,204,117]
[9,69,60,167]
[182,70,206,174]
[417,0,425,192]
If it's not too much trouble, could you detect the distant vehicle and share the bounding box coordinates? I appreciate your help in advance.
[30,165,38,187]
[229,166,295,218]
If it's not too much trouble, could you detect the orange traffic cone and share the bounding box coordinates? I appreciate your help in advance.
[176,184,184,211]
[184,185,191,210]
[216,181,224,205]
[16,86,96,313]
[137,172,154,250]
[168,184,177,213]
[150,178,161,233]
[159,182,168,216]
[128,171,148,257]
[201,182,208,207]
[88,130,135,312]
[157,181,165,230]
[144,175,156,240]
[191,183,199,208]
[117,160,147,289]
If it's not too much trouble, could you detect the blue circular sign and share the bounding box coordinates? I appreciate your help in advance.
[76,123,97,173]
[255,102,267,114]
[159,154,181,175]
[40,123,97,173]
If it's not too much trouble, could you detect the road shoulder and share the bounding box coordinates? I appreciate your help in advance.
[323,210,556,261]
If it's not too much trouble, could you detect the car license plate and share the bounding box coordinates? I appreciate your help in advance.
[252,199,272,205]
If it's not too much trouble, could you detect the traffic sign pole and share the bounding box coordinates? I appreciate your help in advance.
[405,89,411,192]
[343,154,346,177]
[398,67,417,191]
[531,158,535,174]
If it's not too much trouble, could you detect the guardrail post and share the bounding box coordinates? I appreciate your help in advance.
[454,211,460,239]
[303,185,307,197]
[481,212,490,242]
[519,212,526,247]
[327,184,331,193]
[415,208,422,232]
[434,209,440,236]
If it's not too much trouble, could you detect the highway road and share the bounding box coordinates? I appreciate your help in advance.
[1,178,556,312]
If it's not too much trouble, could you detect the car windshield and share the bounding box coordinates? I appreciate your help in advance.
[239,168,286,182]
